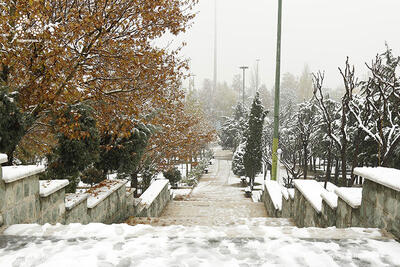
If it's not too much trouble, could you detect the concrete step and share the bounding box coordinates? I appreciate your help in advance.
[160,201,268,218]
[124,218,394,241]
[126,216,294,227]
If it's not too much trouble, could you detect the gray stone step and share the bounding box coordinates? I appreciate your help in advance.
[124,218,395,241]
[160,201,268,218]
[126,216,294,227]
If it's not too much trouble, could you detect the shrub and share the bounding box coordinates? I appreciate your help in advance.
[80,167,106,187]
[163,167,182,187]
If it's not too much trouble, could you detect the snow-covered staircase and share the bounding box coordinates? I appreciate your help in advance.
[2,222,399,266]
[1,147,400,266]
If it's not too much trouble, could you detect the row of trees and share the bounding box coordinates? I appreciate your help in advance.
[264,46,400,186]
[0,0,215,193]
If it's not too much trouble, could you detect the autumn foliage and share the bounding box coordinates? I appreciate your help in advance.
[0,0,215,186]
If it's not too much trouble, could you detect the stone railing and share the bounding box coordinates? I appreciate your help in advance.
[262,167,400,239]
[354,167,399,239]
[1,158,45,226]
[0,154,171,227]
[263,181,282,217]
[135,180,171,217]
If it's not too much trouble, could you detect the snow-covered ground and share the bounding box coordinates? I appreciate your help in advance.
[171,188,192,200]
[1,223,399,267]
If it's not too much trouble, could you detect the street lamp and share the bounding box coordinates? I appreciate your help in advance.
[239,66,249,105]
[271,0,283,181]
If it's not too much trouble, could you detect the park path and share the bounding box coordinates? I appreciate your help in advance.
[128,147,293,227]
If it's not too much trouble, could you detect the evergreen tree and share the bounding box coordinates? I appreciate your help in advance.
[0,87,27,165]
[45,104,100,192]
[232,142,246,177]
[97,122,152,196]
[243,92,266,190]
[219,102,248,151]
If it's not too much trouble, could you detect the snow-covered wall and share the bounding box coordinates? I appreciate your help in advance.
[0,168,41,226]
[355,167,400,240]
[135,180,171,217]
[0,159,170,227]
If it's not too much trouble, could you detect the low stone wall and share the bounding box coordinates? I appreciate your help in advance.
[263,189,281,218]
[281,197,292,218]
[0,173,41,225]
[336,198,361,228]
[136,180,170,217]
[293,187,322,227]
[65,195,89,224]
[359,179,399,239]
[39,188,66,225]
[321,200,336,227]
[88,183,127,223]
[125,189,135,217]
[1,154,171,226]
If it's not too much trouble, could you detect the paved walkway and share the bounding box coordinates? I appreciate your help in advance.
[127,147,294,227]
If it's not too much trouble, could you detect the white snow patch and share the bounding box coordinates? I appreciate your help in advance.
[140,180,169,206]
[87,180,127,209]
[280,186,289,200]
[264,180,282,211]
[251,190,263,202]
[288,188,295,199]
[334,187,363,208]
[39,180,69,197]
[320,191,338,209]
[354,167,400,192]
[65,193,88,210]
[2,224,399,267]
[294,180,327,213]
[0,154,7,164]
[171,188,192,199]
[2,165,45,183]
[318,182,339,192]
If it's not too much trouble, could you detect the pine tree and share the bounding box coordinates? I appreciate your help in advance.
[219,102,248,151]
[243,92,266,190]
[45,104,100,192]
[232,142,246,177]
[0,87,26,165]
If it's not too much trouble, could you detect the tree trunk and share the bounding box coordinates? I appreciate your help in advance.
[325,147,332,186]
[131,171,139,198]
[334,158,339,185]
[350,131,361,186]
[313,157,317,172]
[303,143,308,179]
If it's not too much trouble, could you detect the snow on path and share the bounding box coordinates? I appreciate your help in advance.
[1,223,400,267]
[2,148,400,266]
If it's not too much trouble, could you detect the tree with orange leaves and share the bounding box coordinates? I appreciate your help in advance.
[0,0,198,162]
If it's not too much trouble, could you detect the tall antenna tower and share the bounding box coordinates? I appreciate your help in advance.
[213,0,217,95]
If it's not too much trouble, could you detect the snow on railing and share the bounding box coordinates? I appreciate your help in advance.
[2,165,45,183]
[140,180,169,206]
[320,191,338,209]
[294,180,327,213]
[334,188,362,209]
[39,180,69,198]
[354,167,400,192]
[0,154,7,165]
[264,180,283,211]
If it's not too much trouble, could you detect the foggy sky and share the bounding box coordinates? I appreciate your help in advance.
[171,0,400,90]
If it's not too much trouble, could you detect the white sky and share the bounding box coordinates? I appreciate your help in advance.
[170,0,400,90]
